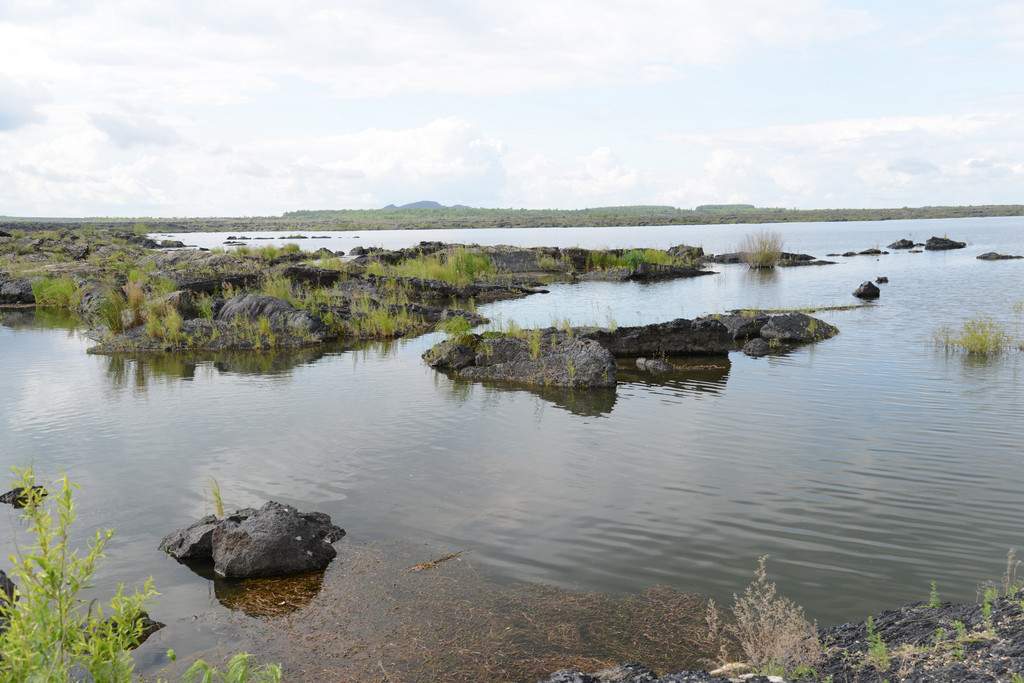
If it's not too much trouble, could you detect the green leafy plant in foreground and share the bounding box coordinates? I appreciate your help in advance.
[865,616,890,670]
[0,465,158,681]
[169,650,282,683]
[0,465,281,682]
[929,580,941,608]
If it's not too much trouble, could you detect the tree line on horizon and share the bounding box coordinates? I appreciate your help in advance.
[3,204,1023,233]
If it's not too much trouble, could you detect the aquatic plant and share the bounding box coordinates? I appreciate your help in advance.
[738,230,784,269]
[934,315,1017,354]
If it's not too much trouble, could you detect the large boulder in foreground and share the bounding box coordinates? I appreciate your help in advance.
[159,501,346,578]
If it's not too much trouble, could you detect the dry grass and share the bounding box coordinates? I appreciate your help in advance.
[727,556,821,674]
[738,230,784,269]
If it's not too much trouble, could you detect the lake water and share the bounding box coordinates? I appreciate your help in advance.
[3,216,1024,671]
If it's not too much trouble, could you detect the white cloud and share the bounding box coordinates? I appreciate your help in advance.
[0,117,508,215]
[0,76,47,131]
[89,110,183,148]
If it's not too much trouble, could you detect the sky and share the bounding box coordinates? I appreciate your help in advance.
[0,0,1022,217]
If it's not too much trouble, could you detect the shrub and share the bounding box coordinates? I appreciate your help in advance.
[738,230,784,269]
[0,465,158,681]
[0,465,281,682]
[728,556,821,674]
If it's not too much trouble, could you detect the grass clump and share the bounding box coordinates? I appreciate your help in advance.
[436,315,476,346]
[31,275,81,308]
[377,246,493,285]
[727,556,821,675]
[934,311,1021,355]
[738,230,784,269]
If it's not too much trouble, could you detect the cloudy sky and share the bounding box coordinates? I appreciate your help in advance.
[1,1,1022,217]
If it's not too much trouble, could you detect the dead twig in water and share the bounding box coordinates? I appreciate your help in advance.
[408,550,469,572]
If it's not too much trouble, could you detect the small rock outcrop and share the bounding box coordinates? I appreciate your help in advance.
[578,263,712,282]
[214,294,327,339]
[160,501,346,578]
[887,238,916,249]
[580,318,733,356]
[0,486,47,508]
[0,569,15,633]
[977,252,1023,261]
[852,281,880,299]
[759,313,839,344]
[450,338,618,389]
[742,338,770,357]
[925,236,966,250]
[635,357,676,373]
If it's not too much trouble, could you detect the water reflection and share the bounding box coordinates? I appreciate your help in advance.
[436,374,618,417]
[1,306,80,330]
[617,356,731,397]
[169,557,325,618]
[101,347,332,390]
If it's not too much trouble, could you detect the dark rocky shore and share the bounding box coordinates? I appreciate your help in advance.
[541,594,1024,682]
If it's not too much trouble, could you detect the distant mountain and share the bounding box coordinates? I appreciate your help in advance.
[382,200,445,210]
[382,200,472,210]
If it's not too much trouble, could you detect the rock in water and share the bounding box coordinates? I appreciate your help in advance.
[853,281,881,299]
[760,313,839,344]
[211,501,345,578]
[158,514,223,559]
[925,236,966,250]
[160,502,345,578]
[636,357,676,373]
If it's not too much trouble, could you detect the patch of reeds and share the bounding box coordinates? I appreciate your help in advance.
[30,275,81,308]
[738,230,784,269]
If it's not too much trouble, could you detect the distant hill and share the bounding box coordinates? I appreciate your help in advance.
[382,200,449,210]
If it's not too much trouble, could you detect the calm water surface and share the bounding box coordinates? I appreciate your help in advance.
[2,216,1023,667]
